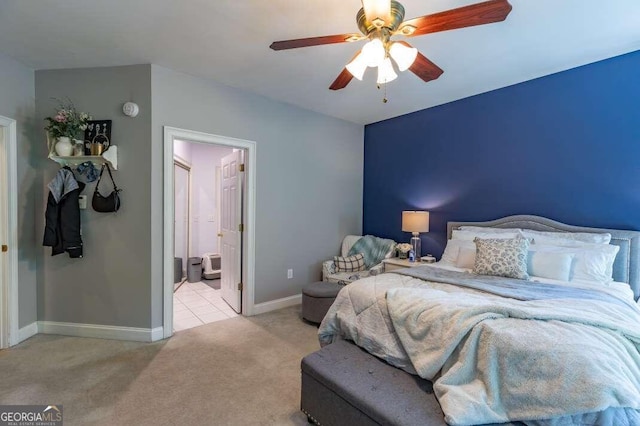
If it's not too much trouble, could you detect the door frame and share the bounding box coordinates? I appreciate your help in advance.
[163,127,257,339]
[0,115,19,348]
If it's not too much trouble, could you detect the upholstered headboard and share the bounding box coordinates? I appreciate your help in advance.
[447,215,640,300]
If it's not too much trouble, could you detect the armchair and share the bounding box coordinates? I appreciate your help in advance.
[322,235,396,284]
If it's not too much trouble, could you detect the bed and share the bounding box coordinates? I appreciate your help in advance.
[309,215,640,425]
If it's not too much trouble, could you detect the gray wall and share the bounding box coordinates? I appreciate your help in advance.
[0,52,37,328]
[35,65,153,328]
[151,65,363,324]
[29,62,362,331]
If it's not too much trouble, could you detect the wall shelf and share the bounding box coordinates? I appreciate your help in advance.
[49,145,118,170]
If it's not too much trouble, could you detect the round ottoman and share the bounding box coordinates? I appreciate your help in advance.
[302,281,344,324]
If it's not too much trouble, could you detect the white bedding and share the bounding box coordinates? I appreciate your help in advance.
[318,262,640,425]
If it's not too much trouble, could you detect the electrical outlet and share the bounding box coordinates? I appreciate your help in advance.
[287,269,293,279]
[208,215,215,222]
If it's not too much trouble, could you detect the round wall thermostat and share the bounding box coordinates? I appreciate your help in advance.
[122,102,139,117]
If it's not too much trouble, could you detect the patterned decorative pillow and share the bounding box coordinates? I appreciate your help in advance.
[334,253,366,272]
[473,236,530,280]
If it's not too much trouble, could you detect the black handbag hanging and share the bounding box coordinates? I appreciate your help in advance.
[92,164,121,213]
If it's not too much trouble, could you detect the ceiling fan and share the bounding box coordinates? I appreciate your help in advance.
[270,0,512,91]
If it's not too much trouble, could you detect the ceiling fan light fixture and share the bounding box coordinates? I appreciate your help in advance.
[376,57,398,84]
[361,0,391,25]
[361,38,386,68]
[346,54,368,80]
[389,42,418,72]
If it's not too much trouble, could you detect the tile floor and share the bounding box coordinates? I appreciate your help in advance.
[173,280,239,332]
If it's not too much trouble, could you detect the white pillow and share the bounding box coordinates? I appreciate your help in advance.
[451,229,522,242]
[440,239,474,265]
[456,246,476,269]
[530,243,619,283]
[527,251,574,282]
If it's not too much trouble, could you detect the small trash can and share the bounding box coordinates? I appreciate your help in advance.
[174,257,183,283]
[187,257,202,283]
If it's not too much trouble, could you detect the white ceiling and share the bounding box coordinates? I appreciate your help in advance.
[0,0,639,125]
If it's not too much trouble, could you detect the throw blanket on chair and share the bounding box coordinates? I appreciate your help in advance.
[348,235,395,269]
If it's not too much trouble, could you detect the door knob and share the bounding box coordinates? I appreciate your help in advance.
[1,245,7,253]
[217,233,223,237]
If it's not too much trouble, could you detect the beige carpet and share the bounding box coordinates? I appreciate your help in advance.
[0,306,320,426]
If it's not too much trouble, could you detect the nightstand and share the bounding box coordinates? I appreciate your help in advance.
[382,258,424,272]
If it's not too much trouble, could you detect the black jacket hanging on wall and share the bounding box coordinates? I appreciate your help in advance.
[43,168,85,258]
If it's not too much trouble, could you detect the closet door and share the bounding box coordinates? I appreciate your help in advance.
[174,163,190,277]
[0,128,6,348]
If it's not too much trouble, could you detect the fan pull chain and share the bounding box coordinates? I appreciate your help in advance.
[377,82,389,103]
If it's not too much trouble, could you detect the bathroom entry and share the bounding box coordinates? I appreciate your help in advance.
[172,139,242,332]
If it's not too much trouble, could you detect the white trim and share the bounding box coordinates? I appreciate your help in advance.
[0,116,18,348]
[163,127,257,339]
[38,321,164,342]
[17,322,38,344]
[252,294,302,316]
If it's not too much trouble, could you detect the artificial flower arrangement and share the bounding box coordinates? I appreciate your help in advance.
[44,100,92,139]
[396,243,413,258]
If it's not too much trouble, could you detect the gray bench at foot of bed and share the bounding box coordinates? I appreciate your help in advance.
[301,340,446,426]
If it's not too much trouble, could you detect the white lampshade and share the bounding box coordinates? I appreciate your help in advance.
[376,57,398,84]
[361,0,390,24]
[389,42,418,72]
[402,211,430,233]
[346,53,368,80]
[361,38,386,68]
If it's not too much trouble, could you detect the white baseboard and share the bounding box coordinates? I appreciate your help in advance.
[252,294,301,316]
[16,322,38,344]
[38,321,164,342]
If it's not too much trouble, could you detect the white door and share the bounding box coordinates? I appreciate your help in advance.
[220,150,243,312]
[0,126,6,348]
[174,163,190,278]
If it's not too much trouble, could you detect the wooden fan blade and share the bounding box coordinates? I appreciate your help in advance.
[398,0,512,37]
[329,49,362,91]
[270,34,364,51]
[397,41,444,82]
[329,68,354,90]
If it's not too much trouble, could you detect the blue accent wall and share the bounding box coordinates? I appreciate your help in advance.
[363,50,640,258]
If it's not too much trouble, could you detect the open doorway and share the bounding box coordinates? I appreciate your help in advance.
[172,140,238,332]
[0,115,18,348]
[163,127,256,338]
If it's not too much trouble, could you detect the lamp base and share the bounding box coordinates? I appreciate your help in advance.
[410,233,421,262]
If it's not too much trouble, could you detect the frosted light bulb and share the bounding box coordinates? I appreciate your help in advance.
[361,38,385,68]
[389,42,418,72]
[377,57,398,84]
[346,52,368,80]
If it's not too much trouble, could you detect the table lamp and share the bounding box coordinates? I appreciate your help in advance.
[402,211,430,261]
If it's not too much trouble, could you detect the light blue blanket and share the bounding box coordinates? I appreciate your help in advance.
[386,274,640,425]
[393,266,636,310]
